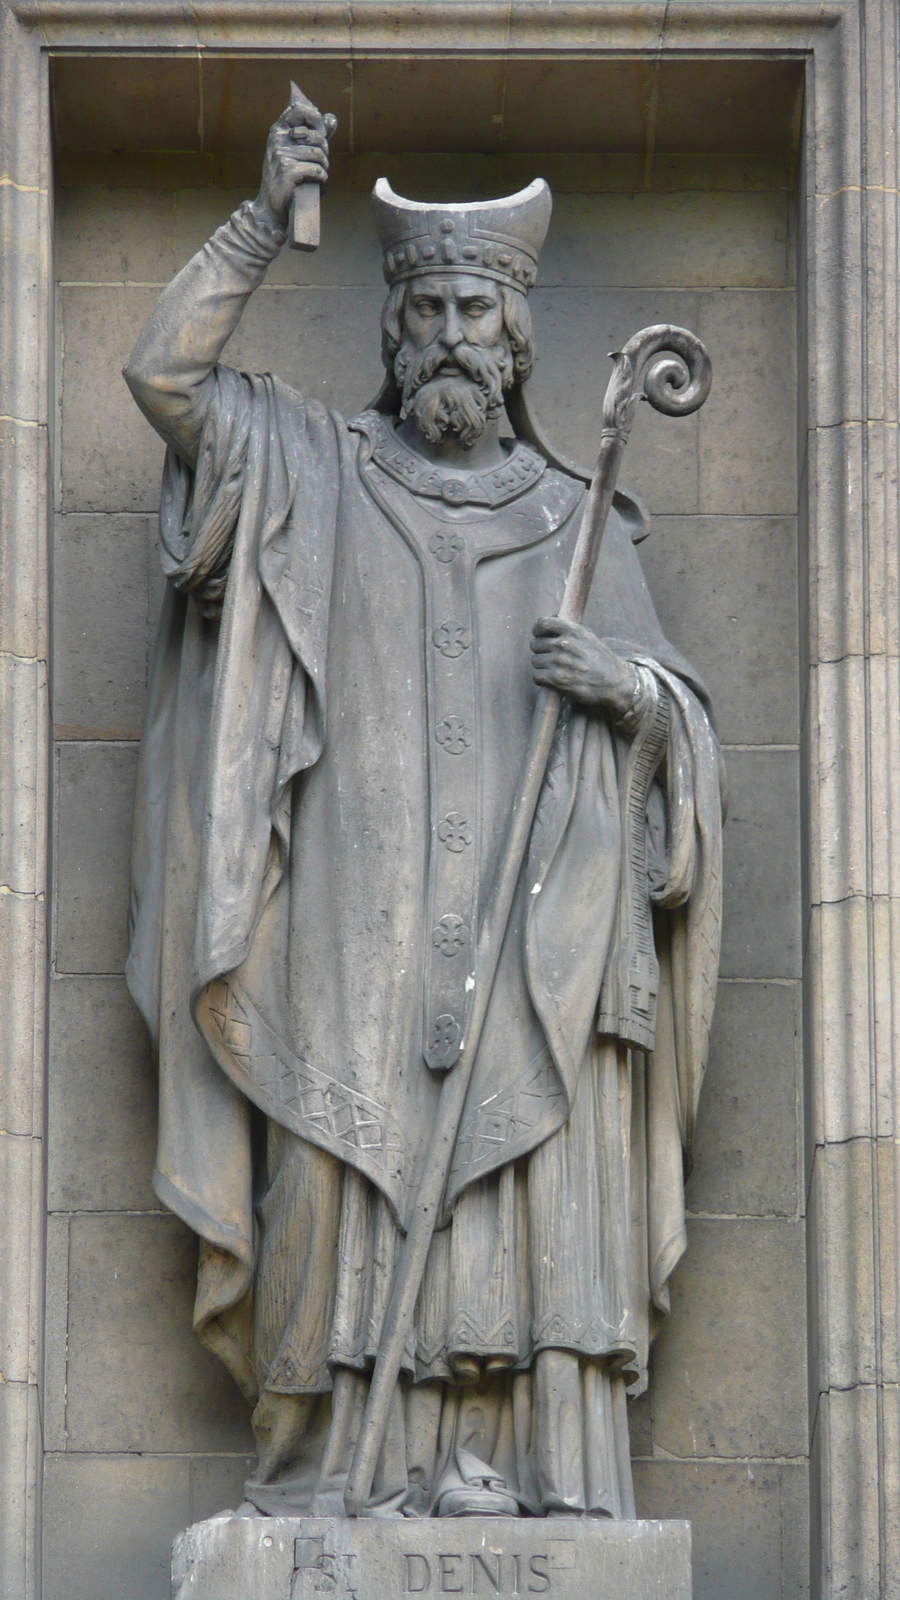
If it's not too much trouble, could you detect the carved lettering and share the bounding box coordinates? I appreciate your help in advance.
[470,1553,501,1593]
[439,1554,464,1593]
[404,1554,432,1593]
[314,1554,337,1592]
[528,1556,551,1594]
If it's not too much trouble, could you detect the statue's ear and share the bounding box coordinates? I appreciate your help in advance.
[612,485,651,545]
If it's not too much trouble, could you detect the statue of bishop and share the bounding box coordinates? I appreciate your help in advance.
[124,91,724,1521]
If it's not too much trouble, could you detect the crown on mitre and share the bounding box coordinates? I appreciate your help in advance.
[372,177,552,293]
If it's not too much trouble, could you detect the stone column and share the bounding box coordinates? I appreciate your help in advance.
[804,0,900,1595]
[0,6,50,1598]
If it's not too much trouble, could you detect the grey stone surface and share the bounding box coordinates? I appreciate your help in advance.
[876,1137,900,1386]
[0,1127,43,1386]
[0,416,48,661]
[176,187,384,286]
[1,9,895,1600]
[685,980,800,1218]
[43,1452,192,1600]
[528,288,701,511]
[0,884,45,1138]
[0,181,50,428]
[43,59,806,1600]
[697,291,797,516]
[805,658,869,907]
[189,1457,258,1526]
[541,191,792,290]
[171,187,791,292]
[54,741,138,974]
[780,1462,811,1600]
[0,653,48,897]
[720,749,802,980]
[0,22,49,1597]
[632,1460,794,1600]
[47,53,804,165]
[65,1213,254,1454]
[640,515,799,746]
[52,54,203,156]
[43,1214,69,1452]
[810,1386,882,1600]
[53,513,158,737]
[0,1380,42,1600]
[804,897,873,1145]
[56,185,178,284]
[60,286,166,513]
[627,1390,652,1457]
[222,284,387,418]
[48,975,157,1211]
[807,1139,892,1396]
[115,129,723,1529]
[172,1515,692,1600]
[651,1219,807,1459]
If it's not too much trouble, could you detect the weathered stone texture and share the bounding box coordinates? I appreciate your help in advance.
[64,1214,254,1455]
[641,514,799,746]
[55,741,138,973]
[172,1516,692,1600]
[651,1219,807,1461]
[720,749,802,980]
[632,1460,806,1600]
[685,980,800,1218]
[43,1453,194,1600]
[45,150,804,1598]
[48,976,157,1211]
[53,513,160,737]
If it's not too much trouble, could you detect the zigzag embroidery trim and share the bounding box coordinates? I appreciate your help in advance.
[450,1050,566,1181]
[531,1308,632,1352]
[202,978,406,1211]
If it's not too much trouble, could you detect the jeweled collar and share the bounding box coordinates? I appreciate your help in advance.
[350,410,546,508]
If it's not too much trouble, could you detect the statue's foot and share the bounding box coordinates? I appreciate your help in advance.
[435,1486,521,1517]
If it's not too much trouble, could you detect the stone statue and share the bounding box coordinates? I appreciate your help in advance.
[123,90,724,1524]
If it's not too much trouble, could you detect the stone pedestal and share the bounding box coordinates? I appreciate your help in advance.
[171,1516,692,1600]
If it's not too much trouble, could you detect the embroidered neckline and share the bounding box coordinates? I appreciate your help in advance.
[352,410,546,508]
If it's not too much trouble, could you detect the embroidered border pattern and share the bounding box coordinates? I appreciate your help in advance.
[201,978,406,1216]
[449,1050,566,1185]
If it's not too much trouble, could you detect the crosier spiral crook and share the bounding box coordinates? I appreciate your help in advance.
[603,323,713,436]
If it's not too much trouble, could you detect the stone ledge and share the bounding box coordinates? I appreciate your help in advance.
[172,1515,692,1600]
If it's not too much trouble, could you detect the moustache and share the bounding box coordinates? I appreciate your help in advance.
[395,338,513,414]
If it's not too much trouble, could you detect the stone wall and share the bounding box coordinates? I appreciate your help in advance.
[44,148,806,1600]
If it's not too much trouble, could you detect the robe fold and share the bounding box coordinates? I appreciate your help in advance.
[126,360,723,1512]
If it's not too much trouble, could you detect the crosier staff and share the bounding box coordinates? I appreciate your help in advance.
[344,324,713,1518]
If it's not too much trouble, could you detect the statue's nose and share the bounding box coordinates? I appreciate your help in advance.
[442,306,463,347]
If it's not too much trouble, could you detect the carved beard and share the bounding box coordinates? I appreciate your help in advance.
[394,337,514,450]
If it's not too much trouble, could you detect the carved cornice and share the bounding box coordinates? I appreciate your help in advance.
[11,0,850,49]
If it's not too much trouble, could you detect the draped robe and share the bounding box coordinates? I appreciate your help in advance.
[125,219,723,1519]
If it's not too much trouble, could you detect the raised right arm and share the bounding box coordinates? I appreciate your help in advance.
[123,95,332,468]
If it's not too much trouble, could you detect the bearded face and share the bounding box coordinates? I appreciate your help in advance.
[394,336,514,449]
[388,274,525,451]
